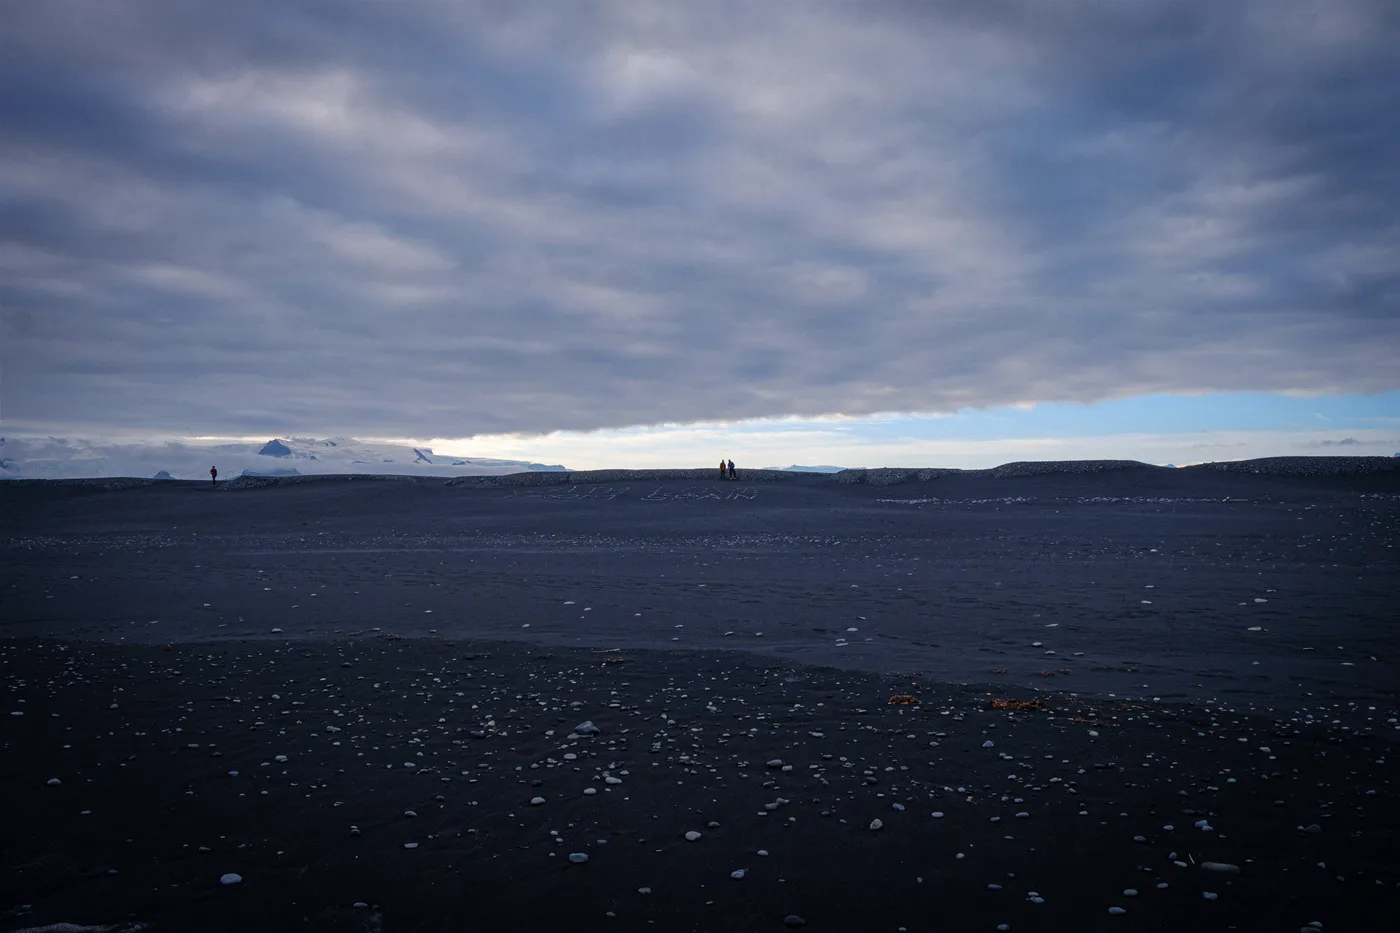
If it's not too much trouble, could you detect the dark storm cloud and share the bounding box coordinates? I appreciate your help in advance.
[2,0,1397,437]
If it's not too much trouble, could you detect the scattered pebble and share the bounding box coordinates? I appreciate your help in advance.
[1201,862,1241,875]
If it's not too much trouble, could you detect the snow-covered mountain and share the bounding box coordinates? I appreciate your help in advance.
[0,435,566,480]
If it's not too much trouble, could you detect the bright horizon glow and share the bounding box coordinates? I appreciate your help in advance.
[5,391,1396,478]
[422,391,1400,470]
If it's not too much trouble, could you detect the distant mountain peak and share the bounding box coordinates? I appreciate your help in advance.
[258,439,292,457]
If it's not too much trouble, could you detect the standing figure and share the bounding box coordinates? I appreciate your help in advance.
[720,459,728,481]
[210,465,218,488]
[727,459,736,480]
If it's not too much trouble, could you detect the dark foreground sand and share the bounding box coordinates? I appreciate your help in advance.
[3,467,1398,932]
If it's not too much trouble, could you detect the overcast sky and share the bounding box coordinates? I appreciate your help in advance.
[2,0,1397,455]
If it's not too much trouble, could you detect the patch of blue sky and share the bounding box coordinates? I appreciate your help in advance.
[817,391,1400,442]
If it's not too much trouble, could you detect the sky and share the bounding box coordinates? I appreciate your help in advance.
[2,0,1397,469]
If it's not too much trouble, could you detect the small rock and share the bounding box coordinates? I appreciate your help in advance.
[767,759,785,768]
[220,873,242,885]
[783,916,808,928]
[46,778,61,787]
[574,721,600,735]
[1201,861,1241,875]
[569,852,588,863]
[1203,891,1218,900]
[731,869,746,879]
[869,818,884,830]
[1302,823,1322,834]
[685,831,702,842]
[982,740,995,748]
[530,797,546,806]
[1108,906,1126,915]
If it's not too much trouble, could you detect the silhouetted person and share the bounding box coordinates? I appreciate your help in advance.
[210,465,218,488]
[719,459,727,481]
[727,459,736,480]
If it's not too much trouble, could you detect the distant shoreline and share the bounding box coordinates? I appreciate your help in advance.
[4,455,1399,488]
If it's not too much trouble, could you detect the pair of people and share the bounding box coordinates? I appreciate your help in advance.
[718,459,736,480]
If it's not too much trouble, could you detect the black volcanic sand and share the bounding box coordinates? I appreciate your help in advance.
[3,470,1399,931]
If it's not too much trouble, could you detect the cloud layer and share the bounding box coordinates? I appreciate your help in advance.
[3,0,1398,437]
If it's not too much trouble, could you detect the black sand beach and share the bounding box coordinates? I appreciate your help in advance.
[3,464,1398,932]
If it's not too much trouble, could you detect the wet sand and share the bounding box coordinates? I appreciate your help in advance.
[2,469,1398,931]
